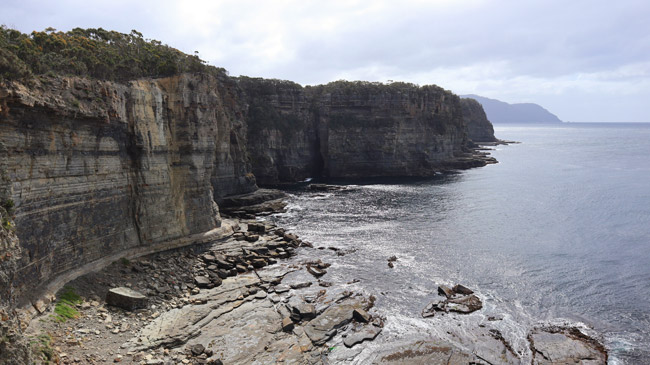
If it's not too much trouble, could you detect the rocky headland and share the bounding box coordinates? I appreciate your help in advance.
[0,28,605,363]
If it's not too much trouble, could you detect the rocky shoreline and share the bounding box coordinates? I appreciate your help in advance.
[21,192,607,364]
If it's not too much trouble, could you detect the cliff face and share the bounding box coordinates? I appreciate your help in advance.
[237,78,321,184]
[0,73,493,308]
[0,73,255,303]
[240,80,479,182]
[460,98,497,142]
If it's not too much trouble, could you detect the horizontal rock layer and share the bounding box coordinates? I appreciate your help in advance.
[0,73,495,309]
[0,73,255,304]
[240,78,492,183]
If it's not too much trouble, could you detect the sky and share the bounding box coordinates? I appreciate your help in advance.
[3,0,650,123]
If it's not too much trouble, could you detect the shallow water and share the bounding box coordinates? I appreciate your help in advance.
[269,123,650,364]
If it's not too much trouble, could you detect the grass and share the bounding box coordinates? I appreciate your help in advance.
[29,333,56,363]
[52,287,82,322]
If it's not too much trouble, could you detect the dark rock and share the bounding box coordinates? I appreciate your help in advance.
[250,247,270,255]
[245,234,260,242]
[281,317,295,332]
[247,222,266,233]
[388,262,394,269]
[191,343,205,356]
[387,256,397,262]
[353,308,371,323]
[106,287,148,311]
[235,265,247,273]
[453,284,474,295]
[215,258,234,270]
[251,258,267,268]
[438,285,455,298]
[215,269,230,279]
[306,265,326,278]
[194,276,211,288]
[446,294,482,314]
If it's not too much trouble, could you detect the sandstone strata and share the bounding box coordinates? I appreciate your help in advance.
[240,78,494,183]
[0,73,255,306]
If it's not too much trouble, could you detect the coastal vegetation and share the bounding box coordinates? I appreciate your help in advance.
[0,26,225,82]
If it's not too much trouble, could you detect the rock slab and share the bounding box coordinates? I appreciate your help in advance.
[106,287,148,311]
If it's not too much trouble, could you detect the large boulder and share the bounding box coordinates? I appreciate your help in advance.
[106,287,148,311]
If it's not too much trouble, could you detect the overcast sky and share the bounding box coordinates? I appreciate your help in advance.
[3,0,650,122]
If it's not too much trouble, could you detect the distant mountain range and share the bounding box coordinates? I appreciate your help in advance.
[461,94,563,124]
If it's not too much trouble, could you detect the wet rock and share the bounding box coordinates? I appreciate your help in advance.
[446,294,482,314]
[106,287,148,311]
[452,284,474,295]
[343,325,382,348]
[353,308,371,323]
[437,285,455,298]
[306,265,327,278]
[529,330,607,364]
[365,340,482,364]
[303,301,361,345]
[421,299,446,317]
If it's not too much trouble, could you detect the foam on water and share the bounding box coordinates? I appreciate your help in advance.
[268,123,650,363]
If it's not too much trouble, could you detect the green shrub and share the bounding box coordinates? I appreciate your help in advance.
[53,287,82,322]
[0,26,227,81]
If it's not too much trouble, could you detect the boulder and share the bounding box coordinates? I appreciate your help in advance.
[191,343,205,356]
[353,308,371,323]
[438,285,455,298]
[106,287,148,311]
[446,294,482,314]
[304,302,359,345]
[453,284,474,295]
[194,276,212,288]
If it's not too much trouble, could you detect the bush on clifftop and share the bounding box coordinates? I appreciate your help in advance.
[0,26,226,81]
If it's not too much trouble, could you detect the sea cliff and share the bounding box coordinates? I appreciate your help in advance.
[241,78,495,184]
[0,73,256,306]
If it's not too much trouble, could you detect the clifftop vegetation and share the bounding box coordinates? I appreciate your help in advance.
[0,26,225,82]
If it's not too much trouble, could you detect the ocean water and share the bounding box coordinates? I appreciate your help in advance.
[269,123,650,364]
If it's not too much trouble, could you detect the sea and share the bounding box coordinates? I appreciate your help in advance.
[268,123,650,364]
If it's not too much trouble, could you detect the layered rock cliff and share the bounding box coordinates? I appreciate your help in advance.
[0,72,255,305]
[240,79,487,183]
[461,97,497,142]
